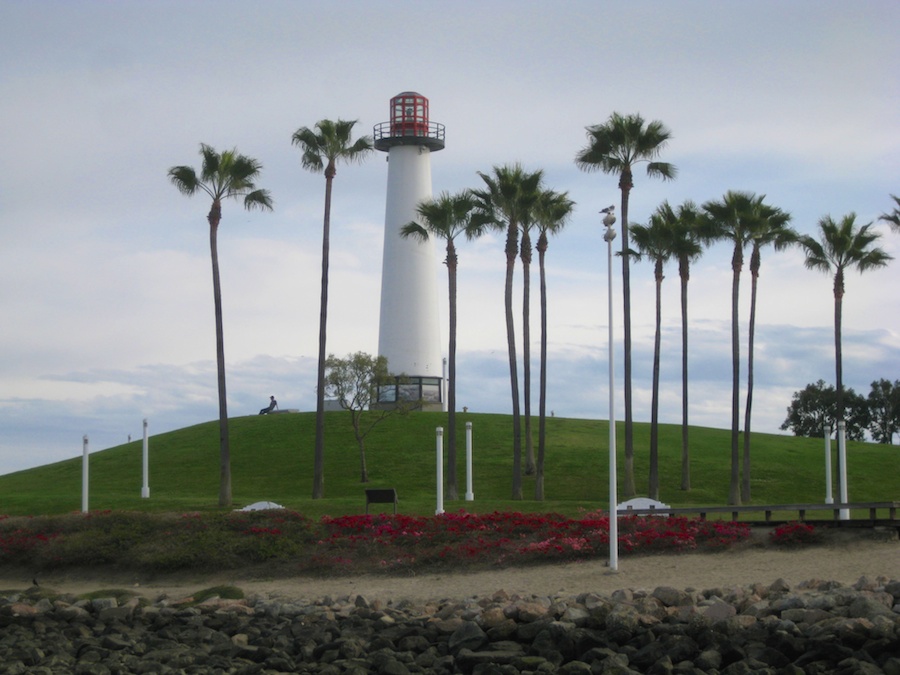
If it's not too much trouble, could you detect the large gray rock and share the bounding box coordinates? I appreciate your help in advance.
[448,619,489,654]
[0,574,897,674]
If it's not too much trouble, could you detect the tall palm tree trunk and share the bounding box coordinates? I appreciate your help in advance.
[834,271,845,421]
[679,260,690,491]
[536,242,549,500]
[208,201,232,507]
[521,230,535,476]
[742,252,760,503]
[619,173,636,498]
[729,246,742,506]
[648,259,663,500]
[446,241,459,501]
[833,271,845,491]
[504,220,522,499]
[312,171,334,499]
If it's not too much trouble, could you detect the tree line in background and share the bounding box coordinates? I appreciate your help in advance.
[782,378,900,445]
[168,117,898,508]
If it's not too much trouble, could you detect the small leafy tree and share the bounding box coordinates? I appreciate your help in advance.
[867,379,900,444]
[323,352,411,483]
[780,380,869,441]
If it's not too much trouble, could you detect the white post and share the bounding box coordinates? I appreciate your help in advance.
[442,357,448,413]
[141,418,150,498]
[81,435,89,513]
[435,426,445,515]
[465,421,474,501]
[823,424,833,504]
[602,209,618,573]
[837,420,849,519]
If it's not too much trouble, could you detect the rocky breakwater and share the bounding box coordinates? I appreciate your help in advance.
[1,575,899,674]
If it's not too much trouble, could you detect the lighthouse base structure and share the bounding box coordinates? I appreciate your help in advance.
[376,144,443,411]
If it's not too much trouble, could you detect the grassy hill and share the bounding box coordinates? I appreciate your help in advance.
[0,411,896,518]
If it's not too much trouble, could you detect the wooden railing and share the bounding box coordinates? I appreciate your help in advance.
[616,501,899,525]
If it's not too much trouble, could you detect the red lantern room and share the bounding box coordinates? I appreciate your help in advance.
[392,92,428,136]
[374,91,445,152]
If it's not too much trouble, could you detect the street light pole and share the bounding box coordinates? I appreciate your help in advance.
[602,206,619,572]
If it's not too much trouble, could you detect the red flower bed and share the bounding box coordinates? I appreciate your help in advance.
[0,509,753,575]
[308,510,751,573]
[769,521,820,546]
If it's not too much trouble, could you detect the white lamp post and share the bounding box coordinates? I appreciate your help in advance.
[82,434,89,513]
[435,426,445,515]
[837,420,849,520]
[141,418,150,498]
[823,424,833,504]
[465,421,474,501]
[602,206,619,572]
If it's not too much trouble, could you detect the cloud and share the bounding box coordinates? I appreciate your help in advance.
[0,0,897,476]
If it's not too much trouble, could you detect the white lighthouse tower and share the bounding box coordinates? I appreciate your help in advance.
[374,92,445,410]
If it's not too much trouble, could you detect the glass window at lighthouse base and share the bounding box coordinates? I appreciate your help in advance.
[376,376,442,408]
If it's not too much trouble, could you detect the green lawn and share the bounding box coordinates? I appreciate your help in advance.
[0,411,896,518]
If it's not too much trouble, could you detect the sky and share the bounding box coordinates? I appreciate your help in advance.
[1,0,898,477]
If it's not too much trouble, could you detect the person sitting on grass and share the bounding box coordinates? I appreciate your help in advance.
[259,395,278,415]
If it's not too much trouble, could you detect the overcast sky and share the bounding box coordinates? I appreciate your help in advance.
[1,0,898,477]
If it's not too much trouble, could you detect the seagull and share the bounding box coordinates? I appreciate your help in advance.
[600,205,615,214]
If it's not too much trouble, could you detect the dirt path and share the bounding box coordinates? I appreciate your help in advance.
[3,532,897,604]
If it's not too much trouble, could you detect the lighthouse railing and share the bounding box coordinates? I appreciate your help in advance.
[374,120,445,142]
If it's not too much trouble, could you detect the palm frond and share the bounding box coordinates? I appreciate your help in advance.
[170,143,272,217]
[400,221,430,241]
[244,189,274,212]
[647,161,678,181]
[168,165,200,195]
[292,119,372,172]
[576,112,675,180]
[199,144,223,183]
[879,195,900,232]
[800,214,892,277]
[291,127,325,173]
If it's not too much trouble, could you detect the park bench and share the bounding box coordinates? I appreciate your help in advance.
[365,488,398,514]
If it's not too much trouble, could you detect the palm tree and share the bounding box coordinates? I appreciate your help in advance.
[575,112,677,498]
[665,200,704,491]
[630,211,676,500]
[742,200,793,502]
[471,164,544,500]
[880,195,900,232]
[701,190,762,506]
[168,144,273,507]
[401,191,487,501]
[519,209,537,477]
[292,119,373,499]
[799,214,892,426]
[533,189,575,500]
